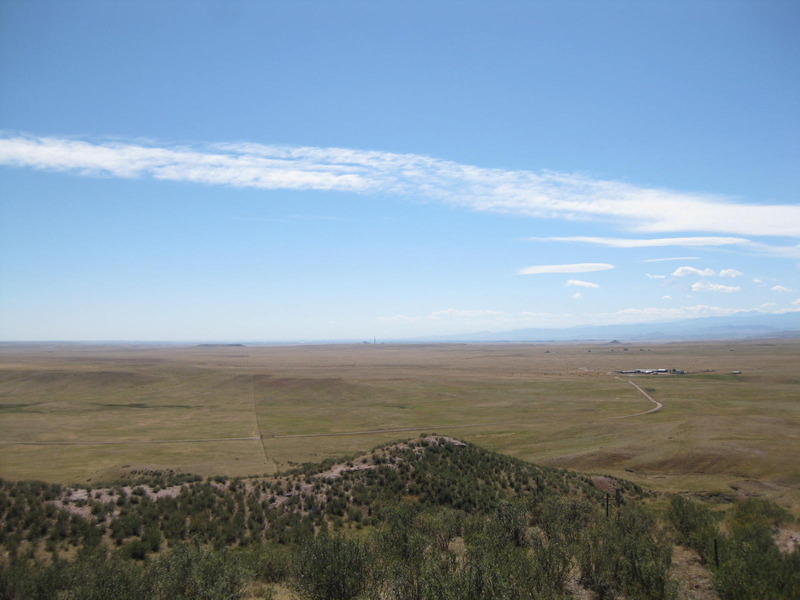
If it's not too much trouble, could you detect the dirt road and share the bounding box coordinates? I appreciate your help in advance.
[615,378,663,418]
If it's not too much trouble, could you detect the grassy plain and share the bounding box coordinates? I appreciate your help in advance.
[1,340,798,512]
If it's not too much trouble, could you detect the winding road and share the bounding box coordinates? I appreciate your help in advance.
[615,378,663,418]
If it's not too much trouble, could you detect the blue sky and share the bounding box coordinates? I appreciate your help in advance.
[1,0,799,341]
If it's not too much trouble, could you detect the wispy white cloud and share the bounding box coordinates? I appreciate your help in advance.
[597,305,761,322]
[533,236,750,248]
[771,285,793,292]
[0,136,371,191]
[533,237,800,259]
[646,273,666,279]
[719,268,743,278]
[519,263,614,275]
[672,266,716,277]
[566,279,600,288]
[691,281,741,293]
[3,134,800,237]
[378,304,795,330]
[745,242,800,259]
[661,295,673,300]
[571,292,583,300]
[793,298,800,306]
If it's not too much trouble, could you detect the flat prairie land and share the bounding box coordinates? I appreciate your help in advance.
[1,340,798,512]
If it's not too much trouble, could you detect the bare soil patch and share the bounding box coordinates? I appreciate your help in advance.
[775,526,800,554]
[671,545,720,600]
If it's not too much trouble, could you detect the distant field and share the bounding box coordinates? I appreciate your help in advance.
[1,340,798,512]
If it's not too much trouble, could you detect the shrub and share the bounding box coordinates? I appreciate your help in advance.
[241,542,292,583]
[291,532,369,600]
[63,550,152,600]
[151,543,247,600]
[727,498,792,530]
[666,495,718,563]
[118,540,148,561]
[581,504,676,600]
[713,501,799,600]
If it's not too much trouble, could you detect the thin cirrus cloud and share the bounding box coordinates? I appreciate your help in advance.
[532,237,800,259]
[672,266,716,277]
[566,279,600,288]
[691,281,741,293]
[2,134,800,237]
[519,263,615,275]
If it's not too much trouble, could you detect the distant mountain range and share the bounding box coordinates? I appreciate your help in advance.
[411,311,800,343]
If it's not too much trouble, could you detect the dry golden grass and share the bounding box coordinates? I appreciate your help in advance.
[1,340,798,512]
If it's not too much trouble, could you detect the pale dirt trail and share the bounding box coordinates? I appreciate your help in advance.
[614,377,663,418]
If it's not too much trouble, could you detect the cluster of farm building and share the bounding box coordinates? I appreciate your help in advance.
[616,368,684,375]
[615,368,741,375]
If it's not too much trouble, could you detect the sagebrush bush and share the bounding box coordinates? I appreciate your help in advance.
[581,504,676,600]
[291,532,370,600]
[666,495,719,564]
[713,499,799,600]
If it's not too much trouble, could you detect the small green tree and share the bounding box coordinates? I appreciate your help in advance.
[63,550,152,600]
[666,495,718,563]
[152,543,247,600]
[581,504,676,600]
[291,532,369,600]
[713,500,800,600]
